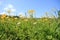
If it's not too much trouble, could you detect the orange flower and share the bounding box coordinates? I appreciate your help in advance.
[1,14,6,19]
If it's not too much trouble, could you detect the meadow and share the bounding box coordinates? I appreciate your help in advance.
[0,10,60,40]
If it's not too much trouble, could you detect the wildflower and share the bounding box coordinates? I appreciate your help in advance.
[8,18,10,21]
[51,16,55,18]
[27,9,35,18]
[44,18,48,21]
[33,22,37,25]
[12,18,14,21]
[11,15,14,17]
[45,12,48,14]
[27,16,30,18]
[19,14,23,18]
[6,16,9,19]
[41,17,49,22]
[14,17,18,20]
[28,9,35,13]
[17,22,21,25]
[1,14,6,19]
[24,19,28,21]
[19,14,22,16]
[7,9,11,13]
[21,16,24,18]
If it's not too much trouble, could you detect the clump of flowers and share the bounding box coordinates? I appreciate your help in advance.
[7,9,11,13]
[33,22,37,25]
[19,13,23,18]
[14,17,18,20]
[41,16,49,22]
[1,14,6,19]
[45,12,48,14]
[28,9,35,13]
[27,9,35,18]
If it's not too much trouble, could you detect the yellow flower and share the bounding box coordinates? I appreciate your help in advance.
[50,16,55,18]
[19,14,23,17]
[28,9,35,13]
[19,14,22,16]
[17,22,21,25]
[44,18,48,21]
[14,17,18,20]
[6,16,9,19]
[7,9,11,13]
[45,12,48,14]
[1,14,6,19]
[33,22,37,25]
[41,17,49,22]
[24,19,28,21]
[27,16,30,18]
[11,15,14,17]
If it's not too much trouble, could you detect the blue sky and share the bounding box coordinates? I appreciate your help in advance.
[0,0,60,17]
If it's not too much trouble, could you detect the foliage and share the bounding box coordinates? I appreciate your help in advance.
[0,15,60,40]
[0,9,60,40]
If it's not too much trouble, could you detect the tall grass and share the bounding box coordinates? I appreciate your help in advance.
[0,10,60,40]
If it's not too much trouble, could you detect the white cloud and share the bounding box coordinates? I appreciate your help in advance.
[4,7,8,10]
[8,4,13,8]
[19,12,23,14]
[11,8,16,12]
[3,4,16,15]
[4,4,16,12]
[19,12,24,15]
[9,13,15,16]
[0,12,6,14]
[4,4,13,9]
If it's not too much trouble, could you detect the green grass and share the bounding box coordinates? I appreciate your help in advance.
[0,17,60,40]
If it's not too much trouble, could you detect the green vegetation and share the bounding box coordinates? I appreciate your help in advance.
[0,10,60,40]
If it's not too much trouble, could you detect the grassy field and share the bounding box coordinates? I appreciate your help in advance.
[0,10,60,40]
[0,15,60,40]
